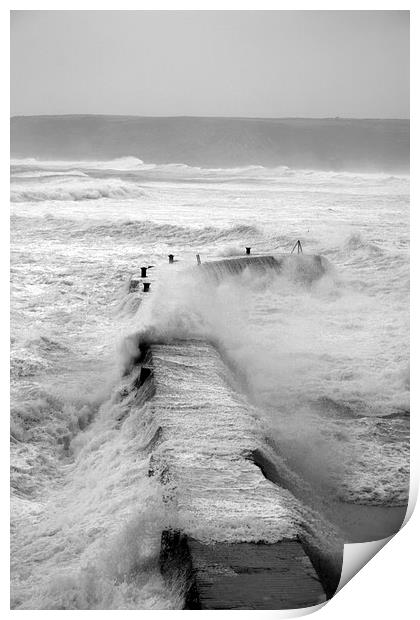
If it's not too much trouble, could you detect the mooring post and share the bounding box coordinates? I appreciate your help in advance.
[168,254,174,264]
[245,247,251,255]
[140,266,148,278]
[143,282,151,292]
[196,254,201,265]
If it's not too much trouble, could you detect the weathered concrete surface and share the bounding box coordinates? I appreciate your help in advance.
[116,327,342,607]
[200,254,328,284]
[126,341,342,607]
[159,530,326,609]
[148,342,304,544]
[188,539,326,609]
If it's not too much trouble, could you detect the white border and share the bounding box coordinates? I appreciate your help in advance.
[3,4,417,619]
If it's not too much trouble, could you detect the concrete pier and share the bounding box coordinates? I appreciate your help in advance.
[160,530,326,609]
[121,338,341,608]
[199,254,328,284]
[187,539,325,609]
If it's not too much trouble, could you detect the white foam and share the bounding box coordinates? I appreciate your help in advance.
[10,156,409,608]
[11,176,145,202]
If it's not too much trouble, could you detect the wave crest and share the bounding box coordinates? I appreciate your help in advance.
[78,220,259,245]
[11,178,145,202]
[11,156,149,172]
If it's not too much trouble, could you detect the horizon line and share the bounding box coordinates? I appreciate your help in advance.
[10,113,410,122]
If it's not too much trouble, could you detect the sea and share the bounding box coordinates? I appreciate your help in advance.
[10,118,409,609]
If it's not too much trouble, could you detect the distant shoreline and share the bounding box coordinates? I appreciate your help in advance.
[10,114,410,122]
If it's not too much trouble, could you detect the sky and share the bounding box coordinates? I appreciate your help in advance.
[10,10,409,118]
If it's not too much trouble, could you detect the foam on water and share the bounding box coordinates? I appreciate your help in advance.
[11,156,151,171]
[127,260,409,507]
[10,156,409,608]
[11,176,146,202]
[12,394,181,609]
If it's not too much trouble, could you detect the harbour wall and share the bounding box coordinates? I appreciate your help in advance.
[117,333,342,609]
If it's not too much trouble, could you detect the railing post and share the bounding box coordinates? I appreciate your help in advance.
[291,240,303,254]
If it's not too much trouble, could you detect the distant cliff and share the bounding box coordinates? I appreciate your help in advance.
[11,115,409,172]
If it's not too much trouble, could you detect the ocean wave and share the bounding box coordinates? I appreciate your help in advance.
[11,178,145,202]
[10,354,50,378]
[11,156,150,172]
[82,220,259,243]
[342,233,384,257]
[10,156,409,186]
[11,214,260,245]
[10,156,292,178]
[11,170,89,179]
[77,220,260,246]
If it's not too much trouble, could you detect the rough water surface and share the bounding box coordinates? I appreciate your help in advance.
[10,151,409,608]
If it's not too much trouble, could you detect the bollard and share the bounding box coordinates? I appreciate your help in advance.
[141,266,148,278]
[246,247,251,255]
[196,254,201,265]
[143,282,151,292]
[168,254,174,264]
[129,279,140,293]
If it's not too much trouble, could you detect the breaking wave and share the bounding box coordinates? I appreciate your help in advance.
[12,214,260,245]
[11,170,89,179]
[11,156,151,172]
[11,156,409,185]
[11,178,145,202]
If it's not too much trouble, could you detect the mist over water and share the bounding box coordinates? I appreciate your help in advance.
[11,116,409,172]
[10,149,409,608]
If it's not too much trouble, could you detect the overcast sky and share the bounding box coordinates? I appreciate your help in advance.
[11,10,409,118]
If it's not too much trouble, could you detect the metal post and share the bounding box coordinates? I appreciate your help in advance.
[143,282,151,292]
[168,254,174,264]
[196,254,201,265]
[141,266,148,278]
[246,247,251,255]
[291,240,303,254]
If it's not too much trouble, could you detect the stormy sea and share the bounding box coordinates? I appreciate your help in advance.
[10,116,409,609]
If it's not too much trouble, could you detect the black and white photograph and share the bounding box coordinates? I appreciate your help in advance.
[9,8,411,611]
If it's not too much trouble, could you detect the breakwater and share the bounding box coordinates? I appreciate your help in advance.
[118,327,342,609]
[199,253,328,283]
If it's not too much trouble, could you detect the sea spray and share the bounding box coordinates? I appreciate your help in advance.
[11,378,180,609]
[126,258,408,507]
[11,154,409,607]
